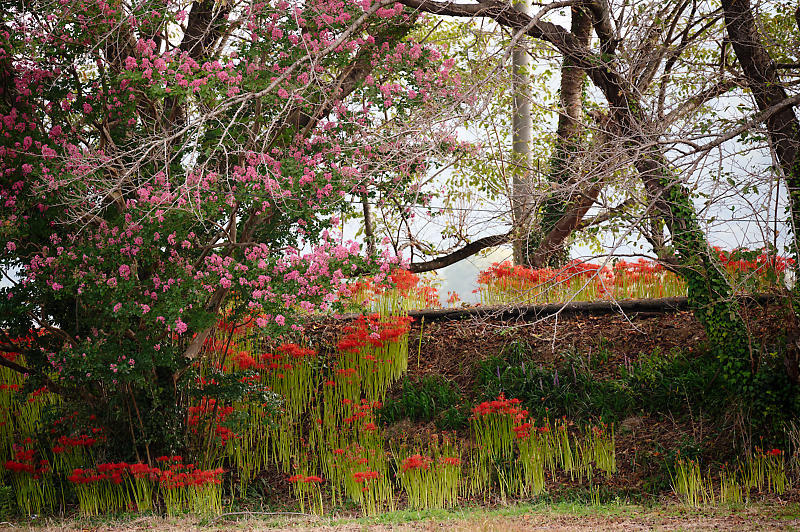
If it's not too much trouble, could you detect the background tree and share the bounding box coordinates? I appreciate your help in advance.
[720,0,800,381]
[398,0,799,411]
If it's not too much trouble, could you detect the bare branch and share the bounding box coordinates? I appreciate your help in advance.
[408,231,513,273]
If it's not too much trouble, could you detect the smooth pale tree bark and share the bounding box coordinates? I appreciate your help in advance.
[512,0,534,265]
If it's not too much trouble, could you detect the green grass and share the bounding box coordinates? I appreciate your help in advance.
[378,374,468,430]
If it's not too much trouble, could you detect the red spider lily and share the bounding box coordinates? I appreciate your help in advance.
[215,319,241,334]
[127,463,161,480]
[187,398,237,443]
[4,441,50,478]
[0,352,20,363]
[276,343,316,359]
[97,462,128,473]
[52,433,100,453]
[155,455,184,463]
[4,460,36,475]
[446,291,461,305]
[400,454,432,472]
[26,386,49,403]
[472,394,527,420]
[158,465,224,488]
[288,474,325,483]
[390,268,419,293]
[337,314,413,353]
[202,337,229,354]
[439,456,461,466]
[68,468,106,484]
[230,351,261,371]
[353,470,380,483]
[344,269,439,307]
[513,422,533,439]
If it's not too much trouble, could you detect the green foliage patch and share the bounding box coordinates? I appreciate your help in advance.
[474,340,727,423]
[473,337,799,439]
[378,375,468,430]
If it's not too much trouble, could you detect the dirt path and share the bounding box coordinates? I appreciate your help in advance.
[9,503,799,531]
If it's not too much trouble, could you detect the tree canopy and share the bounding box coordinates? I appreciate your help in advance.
[1,0,799,457]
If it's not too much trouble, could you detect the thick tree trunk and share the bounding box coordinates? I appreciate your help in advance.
[529,6,593,268]
[721,0,800,381]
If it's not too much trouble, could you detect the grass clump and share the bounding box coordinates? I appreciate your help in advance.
[378,375,468,430]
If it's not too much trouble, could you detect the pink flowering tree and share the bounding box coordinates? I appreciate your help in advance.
[0,0,465,453]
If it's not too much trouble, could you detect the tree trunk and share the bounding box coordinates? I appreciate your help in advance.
[362,195,376,257]
[529,6,594,268]
[721,0,800,382]
[511,0,533,265]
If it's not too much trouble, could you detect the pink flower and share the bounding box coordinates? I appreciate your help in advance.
[83,103,92,114]
[277,88,289,98]
[174,319,188,334]
[6,242,15,252]
[113,303,122,313]
[275,314,285,326]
